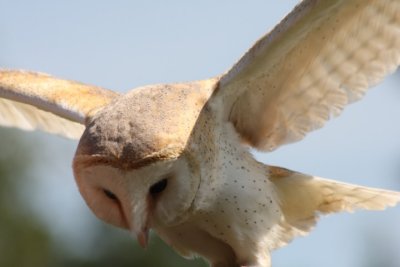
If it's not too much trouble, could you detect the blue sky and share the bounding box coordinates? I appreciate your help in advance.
[1,1,399,266]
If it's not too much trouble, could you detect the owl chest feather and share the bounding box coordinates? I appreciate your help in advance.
[196,137,282,262]
[158,119,283,265]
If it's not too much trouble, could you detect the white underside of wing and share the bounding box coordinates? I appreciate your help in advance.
[218,0,400,151]
[0,70,120,139]
[0,98,84,139]
[279,2,400,144]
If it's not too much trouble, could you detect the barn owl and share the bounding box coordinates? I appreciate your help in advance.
[1,0,400,266]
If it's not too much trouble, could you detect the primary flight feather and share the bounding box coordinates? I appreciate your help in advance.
[0,0,399,266]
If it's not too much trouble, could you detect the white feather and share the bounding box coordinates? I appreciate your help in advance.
[0,70,119,139]
[0,98,84,139]
[217,0,400,151]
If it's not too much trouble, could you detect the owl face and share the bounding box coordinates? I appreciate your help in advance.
[70,87,207,246]
[73,154,200,247]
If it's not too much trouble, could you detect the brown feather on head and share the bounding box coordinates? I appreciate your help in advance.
[74,79,217,170]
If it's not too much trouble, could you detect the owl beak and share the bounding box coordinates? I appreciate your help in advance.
[137,228,149,248]
[129,196,150,249]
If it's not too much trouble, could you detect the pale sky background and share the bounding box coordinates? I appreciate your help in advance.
[1,1,399,266]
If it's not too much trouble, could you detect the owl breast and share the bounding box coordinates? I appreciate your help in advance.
[161,114,283,265]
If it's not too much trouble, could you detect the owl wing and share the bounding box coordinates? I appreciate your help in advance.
[0,70,119,139]
[214,0,400,151]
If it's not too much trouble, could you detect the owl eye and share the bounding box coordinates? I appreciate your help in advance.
[149,178,168,196]
[103,188,118,201]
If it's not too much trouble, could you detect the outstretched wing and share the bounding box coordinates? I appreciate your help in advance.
[0,70,119,139]
[215,0,400,151]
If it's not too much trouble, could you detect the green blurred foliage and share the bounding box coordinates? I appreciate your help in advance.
[0,128,206,267]
[0,129,51,267]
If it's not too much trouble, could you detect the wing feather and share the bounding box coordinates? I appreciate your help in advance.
[0,98,84,139]
[0,70,119,139]
[269,167,400,249]
[216,0,400,151]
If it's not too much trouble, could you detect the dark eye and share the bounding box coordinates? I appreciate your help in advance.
[103,188,118,201]
[149,178,168,196]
